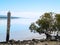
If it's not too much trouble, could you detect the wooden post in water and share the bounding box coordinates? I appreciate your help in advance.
[6,11,11,42]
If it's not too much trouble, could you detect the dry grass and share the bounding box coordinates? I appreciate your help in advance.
[37,41,60,45]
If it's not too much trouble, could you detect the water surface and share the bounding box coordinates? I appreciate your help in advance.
[0,19,46,42]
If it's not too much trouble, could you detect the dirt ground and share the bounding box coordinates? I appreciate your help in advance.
[37,41,60,45]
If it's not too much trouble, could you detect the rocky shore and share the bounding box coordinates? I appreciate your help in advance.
[0,39,60,45]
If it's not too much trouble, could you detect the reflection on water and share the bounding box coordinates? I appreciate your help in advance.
[0,19,46,42]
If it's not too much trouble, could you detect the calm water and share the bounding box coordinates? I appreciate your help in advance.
[0,19,46,42]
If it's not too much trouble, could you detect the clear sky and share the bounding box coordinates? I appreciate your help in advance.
[0,0,60,18]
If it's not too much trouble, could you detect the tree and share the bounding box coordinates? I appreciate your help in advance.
[29,12,60,40]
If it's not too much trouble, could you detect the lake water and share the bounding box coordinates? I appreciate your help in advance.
[0,19,46,42]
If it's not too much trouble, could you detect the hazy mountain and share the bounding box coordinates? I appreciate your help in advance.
[0,15,19,19]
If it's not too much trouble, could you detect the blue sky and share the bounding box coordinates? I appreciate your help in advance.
[0,0,60,18]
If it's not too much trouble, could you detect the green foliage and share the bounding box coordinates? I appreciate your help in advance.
[55,14,60,24]
[55,14,60,31]
[29,12,60,34]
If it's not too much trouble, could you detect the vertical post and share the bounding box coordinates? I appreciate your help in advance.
[6,11,11,42]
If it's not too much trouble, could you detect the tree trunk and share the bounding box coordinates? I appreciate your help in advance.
[45,32,51,40]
